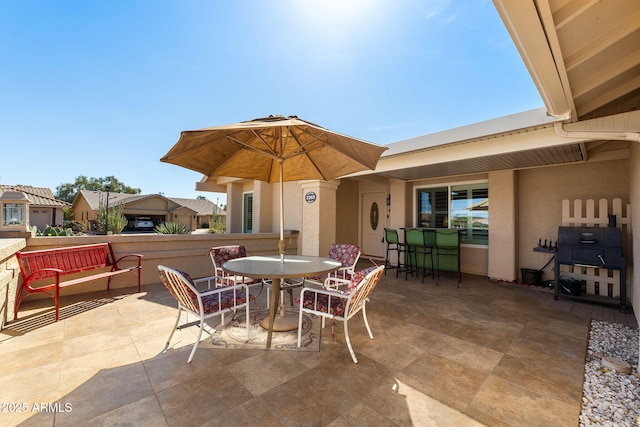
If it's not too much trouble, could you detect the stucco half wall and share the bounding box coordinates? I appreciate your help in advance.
[517,159,629,284]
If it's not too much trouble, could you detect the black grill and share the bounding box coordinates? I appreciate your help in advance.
[554,226,626,305]
[556,226,623,268]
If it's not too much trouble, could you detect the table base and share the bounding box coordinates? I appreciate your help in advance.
[260,311,299,332]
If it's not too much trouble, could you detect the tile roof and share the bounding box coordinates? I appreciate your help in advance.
[76,190,225,215]
[0,185,71,207]
[168,197,225,216]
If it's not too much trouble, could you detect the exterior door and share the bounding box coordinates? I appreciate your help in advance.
[361,191,386,259]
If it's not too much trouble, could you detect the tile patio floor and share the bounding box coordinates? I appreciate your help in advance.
[0,264,636,426]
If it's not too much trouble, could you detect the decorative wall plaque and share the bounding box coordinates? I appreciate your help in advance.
[370,202,379,230]
[305,191,317,203]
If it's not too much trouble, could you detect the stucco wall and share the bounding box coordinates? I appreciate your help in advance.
[280,182,302,240]
[0,238,26,329]
[629,144,639,329]
[335,180,361,246]
[518,159,629,282]
[10,232,298,309]
[488,170,517,281]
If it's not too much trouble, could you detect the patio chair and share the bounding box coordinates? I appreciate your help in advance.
[304,243,361,289]
[209,245,271,303]
[209,245,301,308]
[158,265,250,363]
[384,228,408,277]
[297,264,385,364]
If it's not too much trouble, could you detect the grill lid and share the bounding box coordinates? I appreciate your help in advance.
[557,226,621,248]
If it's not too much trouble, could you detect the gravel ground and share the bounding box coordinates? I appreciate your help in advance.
[580,320,639,426]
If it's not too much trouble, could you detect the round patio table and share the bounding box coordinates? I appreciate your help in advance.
[222,255,341,348]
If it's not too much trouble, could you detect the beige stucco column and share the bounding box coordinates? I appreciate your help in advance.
[628,143,640,331]
[388,178,410,228]
[225,182,244,233]
[252,180,273,233]
[300,180,339,256]
[488,170,518,281]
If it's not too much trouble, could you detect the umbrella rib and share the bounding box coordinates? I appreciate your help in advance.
[284,127,330,180]
[299,129,378,172]
[226,133,279,160]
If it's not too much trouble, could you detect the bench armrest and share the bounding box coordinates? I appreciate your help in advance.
[23,267,64,283]
[113,253,143,266]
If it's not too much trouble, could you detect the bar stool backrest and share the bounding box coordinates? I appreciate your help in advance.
[384,228,400,244]
[405,228,425,246]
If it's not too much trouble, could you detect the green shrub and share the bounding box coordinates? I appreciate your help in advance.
[97,199,127,234]
[37,225,74,236]
[154,222,191,234]
[209,222,226,233]
[63,220,86,234]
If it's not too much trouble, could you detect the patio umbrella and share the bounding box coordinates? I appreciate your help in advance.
[160,115,388,261]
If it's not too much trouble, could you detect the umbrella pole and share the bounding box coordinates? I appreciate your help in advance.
[278,159,285,263]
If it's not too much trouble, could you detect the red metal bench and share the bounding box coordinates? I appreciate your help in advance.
[14,242,143,321]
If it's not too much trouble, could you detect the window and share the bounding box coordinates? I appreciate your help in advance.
[416,182,488,245]
[417,187,448,228]
[243,192,253,233]
[2,203,25,226]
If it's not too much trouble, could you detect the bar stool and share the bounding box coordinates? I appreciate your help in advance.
[405,228,435,282]
[384,228,408,277]
[435,228,461,287]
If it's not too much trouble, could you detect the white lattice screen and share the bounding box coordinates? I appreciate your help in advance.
[560,198,631,301]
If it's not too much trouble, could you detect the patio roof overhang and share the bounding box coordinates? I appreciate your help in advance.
[494,0,640,122]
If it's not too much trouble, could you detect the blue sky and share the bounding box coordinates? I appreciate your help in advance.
[0,0,542,206]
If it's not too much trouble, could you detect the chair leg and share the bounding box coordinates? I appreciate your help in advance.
[265,285,270,309]
[165,306,182,351]
[187,317,206,364]
[384,248,390,275]
[400,247,410,279]
[344,319,358,364]
[362,304,374,340]
[245,304,251,339]
[405,247,413,280]
[297,308,304,348]
[421,250,433,283]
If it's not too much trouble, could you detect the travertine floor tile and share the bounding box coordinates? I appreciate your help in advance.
[467,375,580,427]
[3,270,630,426]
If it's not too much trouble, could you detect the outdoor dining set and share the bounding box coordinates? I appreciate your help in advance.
[157,244,384,364]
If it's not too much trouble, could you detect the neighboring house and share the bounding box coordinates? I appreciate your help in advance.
[191,0,640,319]
[0,185,70,230]
[70,191,225,231]
[168,197,226,228]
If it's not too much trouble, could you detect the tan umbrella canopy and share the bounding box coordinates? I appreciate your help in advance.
[161,115,388,261]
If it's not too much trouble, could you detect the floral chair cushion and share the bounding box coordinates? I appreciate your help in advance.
[159,268,247,314]
[159,268,198,305]
[210,245,247,266]
[299,265,379,315]
[345,265,378,294]
[201,289,248,314]
[210,246,262,286]
[307,244,361,284]
[328,243,360,268]
[300,293,347,317]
